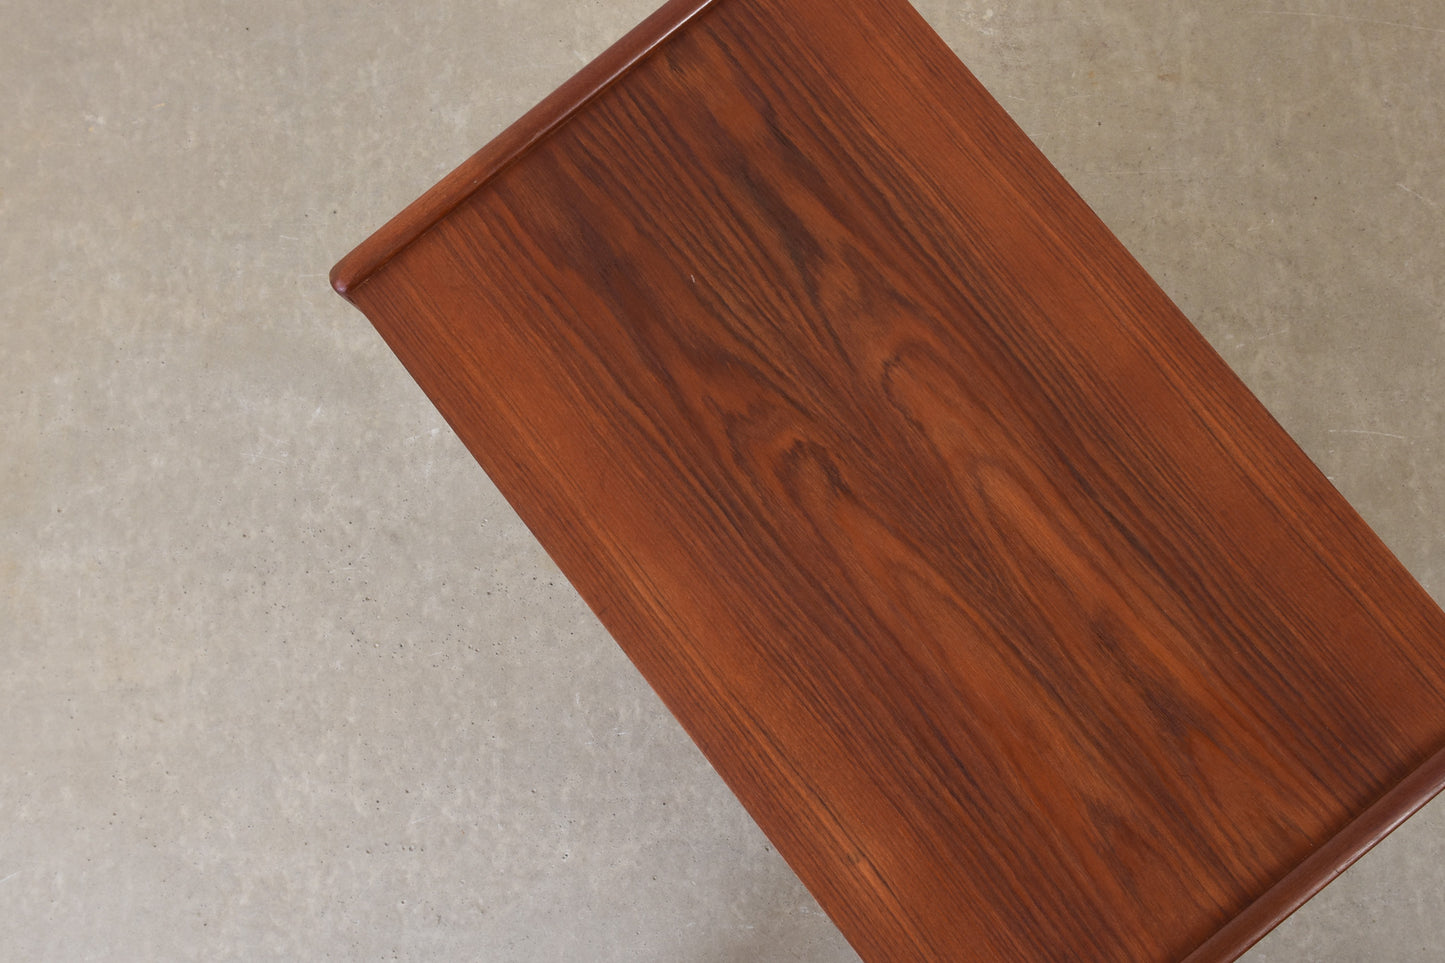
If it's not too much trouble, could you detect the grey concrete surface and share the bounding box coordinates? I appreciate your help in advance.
[2,0,1439,959]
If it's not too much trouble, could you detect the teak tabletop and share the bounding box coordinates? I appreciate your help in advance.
[331,0,1445,958]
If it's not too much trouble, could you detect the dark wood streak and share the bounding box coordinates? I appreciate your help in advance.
[332,0,1445,959]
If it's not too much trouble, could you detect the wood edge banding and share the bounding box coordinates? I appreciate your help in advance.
[1184,743,1445,962]
[329,0,723,300]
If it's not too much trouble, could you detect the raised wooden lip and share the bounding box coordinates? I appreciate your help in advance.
[329,0,723,300]
[328,1,1445,958]
[1185,739,1445,962]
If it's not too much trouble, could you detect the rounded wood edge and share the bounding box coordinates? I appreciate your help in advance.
[1182,743,1445,963]
[329,0,724,301]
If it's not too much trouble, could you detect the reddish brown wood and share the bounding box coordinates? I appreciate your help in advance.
[331,0,1445,959]
[330,0,721,296]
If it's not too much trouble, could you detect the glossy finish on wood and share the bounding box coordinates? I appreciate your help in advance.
[332,0,1445,959]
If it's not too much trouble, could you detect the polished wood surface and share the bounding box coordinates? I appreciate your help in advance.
[331,0,1445,959]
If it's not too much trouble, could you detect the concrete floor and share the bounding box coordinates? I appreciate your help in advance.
[3,0,1441,958]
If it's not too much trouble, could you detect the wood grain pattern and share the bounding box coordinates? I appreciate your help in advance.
[332,0,1445,959]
